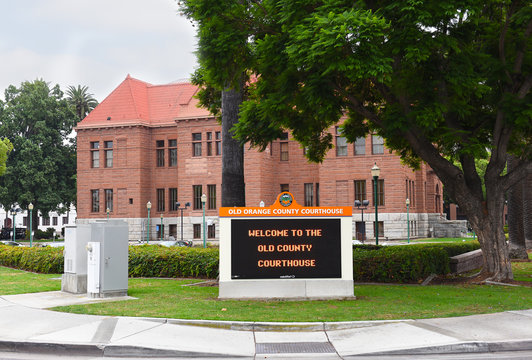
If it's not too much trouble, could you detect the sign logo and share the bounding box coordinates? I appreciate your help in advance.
[279,193,293,207]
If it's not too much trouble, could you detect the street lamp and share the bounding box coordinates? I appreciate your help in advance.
[28,203,34,247]
[371,163,381,245]
[160,213,163,241]
[10,208,17,243]
[176,202,191,242]
[106,207,110,220]
[146,201,152,244]
[406,198,410,244]
[354,199,370,242]
[201,193,207,248]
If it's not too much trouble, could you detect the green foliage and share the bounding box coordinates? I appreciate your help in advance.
[0,79,77,218]
[0,246,64,273]
[65,85,98,122]
[34,228,55,240]
[128,245,219,279]
[353,242,480,283]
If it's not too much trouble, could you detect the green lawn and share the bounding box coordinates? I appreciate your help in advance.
[410,237,476,243]
[50,278,531,322]
[1,257,530,322]
[0,266,61,295]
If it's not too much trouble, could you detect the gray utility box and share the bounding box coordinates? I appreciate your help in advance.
[84,221,129,298]
[62,226,88,294]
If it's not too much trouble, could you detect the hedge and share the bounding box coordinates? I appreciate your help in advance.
[0,241,479,283]
[128,245,219,279]
[352,241,481,283]
[0,246,64,273]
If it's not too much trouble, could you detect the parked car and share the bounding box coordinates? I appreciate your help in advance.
[159,240,193,247]
[0,240,24,246]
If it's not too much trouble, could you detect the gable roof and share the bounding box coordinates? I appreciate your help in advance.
[76,75,211,129]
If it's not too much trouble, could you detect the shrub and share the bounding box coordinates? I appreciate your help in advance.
[0,246,64,273]
[128,245,219,279]
[35,228,55,240]
[353,241,480,283]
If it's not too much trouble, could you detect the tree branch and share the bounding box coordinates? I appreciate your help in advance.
[513,16,532,74]
[501,159,532,192]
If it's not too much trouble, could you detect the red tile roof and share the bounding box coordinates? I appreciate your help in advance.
[77,75,211,129]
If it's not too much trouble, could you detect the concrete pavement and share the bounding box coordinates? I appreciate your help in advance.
[0,291,531,358]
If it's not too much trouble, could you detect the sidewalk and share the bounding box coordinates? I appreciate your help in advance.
[0,291,531,358]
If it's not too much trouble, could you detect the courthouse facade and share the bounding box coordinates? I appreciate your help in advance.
[76,75,445,242]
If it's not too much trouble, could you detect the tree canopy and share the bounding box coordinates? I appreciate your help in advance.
[0,79,77,223]
[66,85,98,123]
[183,0,532,280]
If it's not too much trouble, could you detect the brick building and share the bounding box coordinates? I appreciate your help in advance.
[76,75,446,242]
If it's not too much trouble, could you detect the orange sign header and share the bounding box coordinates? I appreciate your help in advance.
[219,192,352,217]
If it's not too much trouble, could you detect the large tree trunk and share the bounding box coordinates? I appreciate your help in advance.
[507,156,528,259]
[221,82,245,207]
[464,180,514,281]
[523,173,532,250]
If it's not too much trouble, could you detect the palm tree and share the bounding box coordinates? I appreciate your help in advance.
[66,85,98,122]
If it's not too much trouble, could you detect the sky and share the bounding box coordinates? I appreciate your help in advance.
[0,0,198,102]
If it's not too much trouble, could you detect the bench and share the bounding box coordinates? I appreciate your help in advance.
[449,249,483,274]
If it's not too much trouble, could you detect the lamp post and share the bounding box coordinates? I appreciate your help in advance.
[354,199,370,242]
[371,163,381,245]
[406,198,410,244]
[176,202,191,242]
[201,194,207,248]
[28,203,33,247]
[11,208,16,243]
[160,213,163,241]
[146,201,152,244]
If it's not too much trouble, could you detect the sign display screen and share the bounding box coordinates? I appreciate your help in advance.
[231,218,341,279]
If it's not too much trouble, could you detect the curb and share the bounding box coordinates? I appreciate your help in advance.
[356,340,532,356]
[0,340,247,358]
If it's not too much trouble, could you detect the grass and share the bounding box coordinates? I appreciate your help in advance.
[513,253,532,283]
[410,237,476,243]
[0,266,61,295]
[1,255,530,323]
[49,278,531,322]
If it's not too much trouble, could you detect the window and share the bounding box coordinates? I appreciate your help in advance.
[354,180,366,202]
[206,132,213,156]
[62,216,68,225]
[215,131,221,155]
[42,217,50,226]
[52,217,58,226]
[157,188,165,212]
[280,184,289,192]
[156,140,165,167]
[169,188,178,211]
[157,224,164,240]
[354,137,365,155]
[23,217,28,226]
[169,224,177,238]
[91,190,100,212]
[90,142,99,168]
[193,224,201,239]
[208,224,216,238]
[304,183,314,206]
[372,135,384,154]
[316,183,320,206]
[192,133,202,156]
[372,179,385,206]
[208,184,216,209]
[104,141,113,168]
[335,127,347,156]
[373,221,384,237]
[193,185,203,209]
[105,189,113,212]
[280,142,289,161]
[169,139,177,167]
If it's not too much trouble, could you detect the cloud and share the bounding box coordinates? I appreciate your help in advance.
[0,0,197,101]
